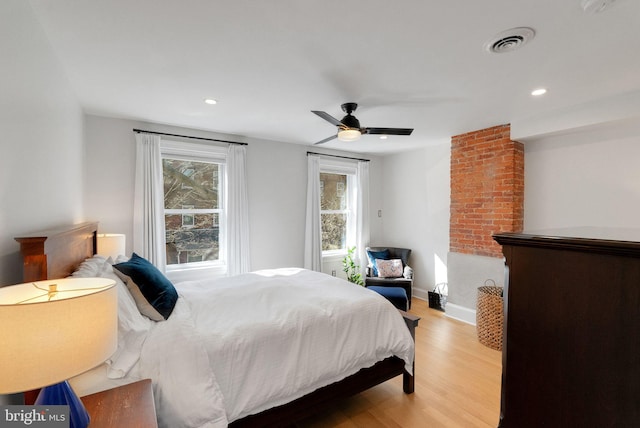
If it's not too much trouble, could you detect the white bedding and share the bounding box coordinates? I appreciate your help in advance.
[71,266,414,427]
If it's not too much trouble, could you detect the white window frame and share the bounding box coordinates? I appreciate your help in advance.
[160,140,228,280]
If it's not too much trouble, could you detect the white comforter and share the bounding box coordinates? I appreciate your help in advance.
[72,268,415,427]
[178,268,415,422]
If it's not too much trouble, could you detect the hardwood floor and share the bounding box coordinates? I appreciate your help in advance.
[297,298,502,427]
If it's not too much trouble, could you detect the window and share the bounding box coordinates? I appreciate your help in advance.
[161,141,227,272]
[319,161,358,256]
[304,154,368,272]
[320,172,351,252]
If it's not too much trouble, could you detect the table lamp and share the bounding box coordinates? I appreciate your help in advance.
[0,278,117,428]
[97,233,126,259]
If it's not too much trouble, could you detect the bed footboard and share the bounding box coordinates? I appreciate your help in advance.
[230,310,420,427]
[400,309,420,393]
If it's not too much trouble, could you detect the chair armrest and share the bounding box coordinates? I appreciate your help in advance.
[403,266,413,279]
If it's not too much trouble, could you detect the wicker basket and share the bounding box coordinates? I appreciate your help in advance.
[476,282,504,351]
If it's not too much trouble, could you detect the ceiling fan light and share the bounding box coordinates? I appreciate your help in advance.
[337,129,361,142]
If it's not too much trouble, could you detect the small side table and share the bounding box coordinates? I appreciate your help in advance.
[81,379,157,428]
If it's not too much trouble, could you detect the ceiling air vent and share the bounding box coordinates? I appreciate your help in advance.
[485,27,535,54]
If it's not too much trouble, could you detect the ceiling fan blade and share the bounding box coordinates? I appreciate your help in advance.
[312,111,343,127]
[314,134,338,145]
[364,127,414,136]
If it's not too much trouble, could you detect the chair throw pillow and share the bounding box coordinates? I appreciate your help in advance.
[376,258,404,278]
[113,253,178,321]
[367,248,390,276]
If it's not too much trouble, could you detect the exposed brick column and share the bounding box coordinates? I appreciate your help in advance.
[450,124,524,258]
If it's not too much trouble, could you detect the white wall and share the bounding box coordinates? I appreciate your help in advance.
[245,138,308,270]
[0,1,85,285]
[379,143,451,300]
[524,119,640,231]
[83,115,137,243]
[83,114,384,272]
[446,252,504,324]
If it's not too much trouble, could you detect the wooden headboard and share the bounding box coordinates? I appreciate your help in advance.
[14,222,98,282]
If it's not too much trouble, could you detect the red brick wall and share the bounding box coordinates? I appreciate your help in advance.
[450,124,524,258]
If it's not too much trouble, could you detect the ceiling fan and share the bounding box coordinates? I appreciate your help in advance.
[311,102,414,145]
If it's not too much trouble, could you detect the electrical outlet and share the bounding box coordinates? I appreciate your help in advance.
[331,270,336,276]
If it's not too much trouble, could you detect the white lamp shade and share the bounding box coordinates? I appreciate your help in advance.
[97,233,126,259]
[337,129,361,142]
[0,278,117,394]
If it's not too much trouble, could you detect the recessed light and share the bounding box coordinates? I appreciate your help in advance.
[380,135,388,140]
[204,98,217,105]
[531,88,547,96]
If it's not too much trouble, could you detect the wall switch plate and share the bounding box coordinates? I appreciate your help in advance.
[378,210,382,218]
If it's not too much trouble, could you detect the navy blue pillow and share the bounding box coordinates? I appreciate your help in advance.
[366,249,390,277]
[113,253,178,321]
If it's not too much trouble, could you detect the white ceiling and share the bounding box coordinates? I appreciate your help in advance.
[28,0,640,154]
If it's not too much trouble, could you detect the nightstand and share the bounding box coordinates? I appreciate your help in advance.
[81,379,157,428]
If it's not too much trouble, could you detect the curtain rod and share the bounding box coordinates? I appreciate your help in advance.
[306,151,370,162]
[133,129,247,146]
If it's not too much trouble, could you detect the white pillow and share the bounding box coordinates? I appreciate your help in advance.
[102,268,152,378]
[71,254,109,278]
[72,256,151,378]
[114,254,129,264]
[375,258,404,278]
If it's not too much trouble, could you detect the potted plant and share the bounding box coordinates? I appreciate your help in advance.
[342,247,364,286]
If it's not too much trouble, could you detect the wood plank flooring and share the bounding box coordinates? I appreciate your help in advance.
[297,298,502,427]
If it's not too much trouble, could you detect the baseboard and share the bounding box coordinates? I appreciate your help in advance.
[444,303,476,325]
[413,290,476,325]
[412,288,428,301]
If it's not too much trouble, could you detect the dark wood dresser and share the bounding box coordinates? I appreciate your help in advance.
[493,229,640,428]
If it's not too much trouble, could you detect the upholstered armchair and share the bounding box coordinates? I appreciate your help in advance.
[364,247,413,308]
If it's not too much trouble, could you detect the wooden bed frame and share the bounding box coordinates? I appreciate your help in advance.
[15,222,419,427]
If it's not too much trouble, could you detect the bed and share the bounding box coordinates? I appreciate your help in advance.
[15,222,419,427]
